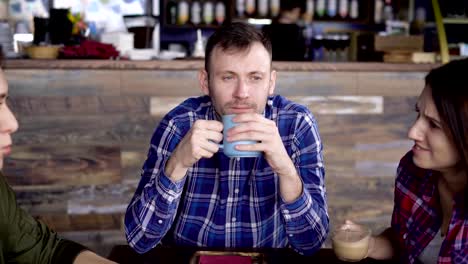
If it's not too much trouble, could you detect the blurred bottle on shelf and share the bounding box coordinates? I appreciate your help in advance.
[166,0,177,24]
[312,34,324,61]
[313,33,351,62]
[245,0,256,17]
[350,0,359,19]
[374,0,384,23]
[258,0,269,18]
[327,0,337,18]
[410,5,426,35]
[339,0,349,19]
[303,0,314,23]
[270,0,280,18]
[316,0,326,18]
[177,0,189,25]
[383,0,393,22]
[337,34,350,61]
[215,1,226,24]
[191,0,202,25]
[203,1,214,25]
[236,0,245,17]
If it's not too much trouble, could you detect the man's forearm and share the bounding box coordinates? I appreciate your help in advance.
[165,155,189,182]
[277,160,303,202]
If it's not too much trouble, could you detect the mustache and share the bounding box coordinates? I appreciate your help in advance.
[224,101,257,109]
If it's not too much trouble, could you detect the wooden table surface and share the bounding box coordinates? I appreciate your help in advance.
[107,245,397,264]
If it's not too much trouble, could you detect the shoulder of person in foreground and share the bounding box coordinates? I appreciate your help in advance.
[0,174,114,263]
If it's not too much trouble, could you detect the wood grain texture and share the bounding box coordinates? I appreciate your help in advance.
[4,145,121,187]
[150,96,189,116]
[6,70,121,96]
[36,213,123,232]
[120,70,202,96]
[276,72,358,96]
[357,72,426,96]
[289,96,383,114]
[11,115,122,145]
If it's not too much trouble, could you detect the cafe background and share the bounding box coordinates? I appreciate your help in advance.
[1,0,467,257]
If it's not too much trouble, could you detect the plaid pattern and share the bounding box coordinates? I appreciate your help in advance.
[391,151,468,264]
[125,95,328,255]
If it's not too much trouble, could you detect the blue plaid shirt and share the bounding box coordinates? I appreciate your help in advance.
[125,95,328,255]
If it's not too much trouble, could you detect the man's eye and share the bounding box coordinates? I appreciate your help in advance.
[222,76,233,81]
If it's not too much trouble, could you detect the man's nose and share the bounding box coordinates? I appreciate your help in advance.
[233,80,249,99]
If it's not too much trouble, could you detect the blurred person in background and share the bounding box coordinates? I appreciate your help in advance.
[262,0,306,61]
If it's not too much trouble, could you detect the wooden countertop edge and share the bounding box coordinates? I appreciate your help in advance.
[2,59,440,72]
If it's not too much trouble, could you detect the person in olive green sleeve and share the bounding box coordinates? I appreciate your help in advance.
[0,68,116,264]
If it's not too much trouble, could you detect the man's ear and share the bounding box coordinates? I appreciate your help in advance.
[268,70,277,95]
[199,69,210,95]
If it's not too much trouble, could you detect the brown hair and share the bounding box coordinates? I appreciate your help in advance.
[426,58,468,208]
[204,22,272,74]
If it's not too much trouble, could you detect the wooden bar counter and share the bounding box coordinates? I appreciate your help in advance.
[2,59,439,255]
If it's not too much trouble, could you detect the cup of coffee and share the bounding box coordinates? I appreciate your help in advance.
[332,222,371,262]
[219,114,262,158]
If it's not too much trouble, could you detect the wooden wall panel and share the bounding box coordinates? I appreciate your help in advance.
[6,70,121,96]
[46,70,121,96]
[5,70,50,96]
[37,213,123,232]
[357,72,425,96]
[275,72,358,96]
[4,145,121,187]
[290,96,383,115]
[120,71,202,96]
[11,115,122,145]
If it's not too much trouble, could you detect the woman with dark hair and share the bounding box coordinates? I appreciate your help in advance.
[346,59,468,264]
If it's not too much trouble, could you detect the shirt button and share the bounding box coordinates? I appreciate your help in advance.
[158,219,163,224]
[403,233,407,239]
[232,217,236,222]
[283,209,289,214]
[289,234,294,237]
[236,158,240,162]
[234,189,239,194]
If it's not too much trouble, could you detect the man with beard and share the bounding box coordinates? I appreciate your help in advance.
[125,22,328,256]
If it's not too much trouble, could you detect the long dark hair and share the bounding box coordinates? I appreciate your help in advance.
[426,58,468,209]
[204,22,272,74]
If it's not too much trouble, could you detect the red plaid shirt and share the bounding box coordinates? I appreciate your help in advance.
[391,151,468,264]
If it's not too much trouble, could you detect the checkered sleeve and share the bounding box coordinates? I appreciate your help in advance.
[281,111,329,255]
[124,117,186,254]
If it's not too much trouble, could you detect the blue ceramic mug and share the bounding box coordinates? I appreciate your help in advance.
[219,114,262,158]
